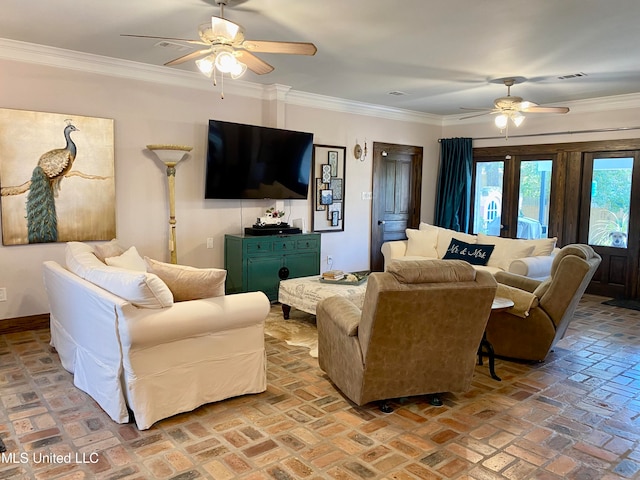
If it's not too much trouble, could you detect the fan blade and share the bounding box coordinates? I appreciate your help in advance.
[522,105,570,114]
[235,50,274,75]
[241,40,317,56]
[164,49,211,66]
[121,34,209,46]
[460,107,493,112]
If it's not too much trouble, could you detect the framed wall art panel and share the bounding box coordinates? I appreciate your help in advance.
[311,144,345,233]
[0,108,115,245]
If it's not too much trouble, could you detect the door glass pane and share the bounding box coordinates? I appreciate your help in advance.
[473,161,504,235]
[588,157,633,247]
[517,160,552,239]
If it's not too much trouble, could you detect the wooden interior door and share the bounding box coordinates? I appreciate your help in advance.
[370,142,422,271]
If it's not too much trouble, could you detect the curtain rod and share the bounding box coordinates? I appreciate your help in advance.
[438,126,640,142]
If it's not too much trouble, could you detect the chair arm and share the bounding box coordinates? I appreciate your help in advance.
[508,255,554,280]
[494,271,542,293]
[381,240,408,270]
[317,296,361,336]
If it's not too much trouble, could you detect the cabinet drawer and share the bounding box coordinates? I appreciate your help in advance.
[245,241,273,254]
[296,238,319,250]
[274,240,296,252]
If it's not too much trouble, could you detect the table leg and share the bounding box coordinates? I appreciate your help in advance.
[281,304,291,320]
[478,333,501,381]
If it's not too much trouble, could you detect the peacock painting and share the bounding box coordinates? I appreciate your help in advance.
[0,109,115,245]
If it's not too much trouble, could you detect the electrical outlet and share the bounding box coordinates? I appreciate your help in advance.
[206,237,214,249]
[0,288,6,302]
[326,255,333,265]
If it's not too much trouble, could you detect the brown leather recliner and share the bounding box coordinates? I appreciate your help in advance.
[316,259,497,409]
[486,244,602,362]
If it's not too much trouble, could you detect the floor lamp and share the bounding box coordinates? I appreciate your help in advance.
[147,144,192,264]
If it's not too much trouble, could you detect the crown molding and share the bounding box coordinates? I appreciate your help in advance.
[285,89,442,126]
[0,37,441,125]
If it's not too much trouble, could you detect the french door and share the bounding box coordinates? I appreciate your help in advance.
[579,151,640,298]
[472,154,556,240]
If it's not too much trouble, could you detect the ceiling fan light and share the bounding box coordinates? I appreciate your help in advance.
[512,112,525,127]
[230,61,247,79]
[495,114,508,129]
[215,50,238,73]
[195,55,215,77]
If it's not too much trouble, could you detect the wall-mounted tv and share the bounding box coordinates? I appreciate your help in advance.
[204,119,314,199]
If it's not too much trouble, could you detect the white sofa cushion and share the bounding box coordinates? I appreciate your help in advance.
[419,223,477,259]
[145,257,227,301]
[477,234,536,271]
[105,246,147,271]
[405,228,438,258]
[65,242,173,308]
[520,237,557,256]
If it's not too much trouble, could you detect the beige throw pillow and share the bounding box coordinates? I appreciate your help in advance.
[145,257,227,301]
[405,228,438,258]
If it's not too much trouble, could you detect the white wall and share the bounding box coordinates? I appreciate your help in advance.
[2,43,640,321]
[0,52,439,320]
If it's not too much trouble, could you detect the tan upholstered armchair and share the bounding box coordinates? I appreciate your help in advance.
[486,244,602,362]
[316,259,497,410]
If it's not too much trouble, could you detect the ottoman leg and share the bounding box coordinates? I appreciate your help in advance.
[282,304,291,320]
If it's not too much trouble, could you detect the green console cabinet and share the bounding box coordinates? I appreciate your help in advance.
[224,233,321,301]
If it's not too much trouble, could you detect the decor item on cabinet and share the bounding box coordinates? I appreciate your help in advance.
[0,108,115,246]
[121,0,317,99]
[147,144,192,264]
[245,207,302,236]
[312,144,346,233]
[224,233,321,301]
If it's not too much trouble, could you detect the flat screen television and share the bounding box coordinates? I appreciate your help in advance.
[204,120,314,199]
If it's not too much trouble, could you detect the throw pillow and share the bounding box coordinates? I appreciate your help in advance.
[443,238,494,266]
[145,257,227,301]
[520,237,558,256]
[105,246,147,272]
[405,228,438,258]
[94,239,126,262]
[477,234,536,271]
[435,228,477,259]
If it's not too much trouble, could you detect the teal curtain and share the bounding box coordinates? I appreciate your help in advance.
[434,138,473,232]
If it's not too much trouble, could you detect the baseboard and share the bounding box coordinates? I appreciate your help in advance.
[0,313,50,335]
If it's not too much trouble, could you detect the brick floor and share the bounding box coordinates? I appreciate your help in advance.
[0,294,639,479]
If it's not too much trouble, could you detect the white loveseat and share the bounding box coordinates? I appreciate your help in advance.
[43,241,270,430]
[382,223,558,280]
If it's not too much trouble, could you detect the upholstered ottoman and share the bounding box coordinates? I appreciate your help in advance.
[278,275,367,318]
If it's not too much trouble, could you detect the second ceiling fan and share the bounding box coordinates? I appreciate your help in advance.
[461,78,570,131]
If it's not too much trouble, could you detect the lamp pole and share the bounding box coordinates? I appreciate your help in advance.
[147,144,192,264]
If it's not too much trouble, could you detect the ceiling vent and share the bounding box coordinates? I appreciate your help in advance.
[154,41,190,52]
[558,72,588,80]
[388,91,409,96]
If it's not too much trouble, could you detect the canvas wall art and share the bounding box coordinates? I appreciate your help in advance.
[0,108,115,245]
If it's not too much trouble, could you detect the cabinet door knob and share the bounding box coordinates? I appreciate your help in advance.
[278,267,290,280]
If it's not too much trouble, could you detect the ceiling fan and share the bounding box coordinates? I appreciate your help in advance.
[121,0,317,79]
[460,78,570,131]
